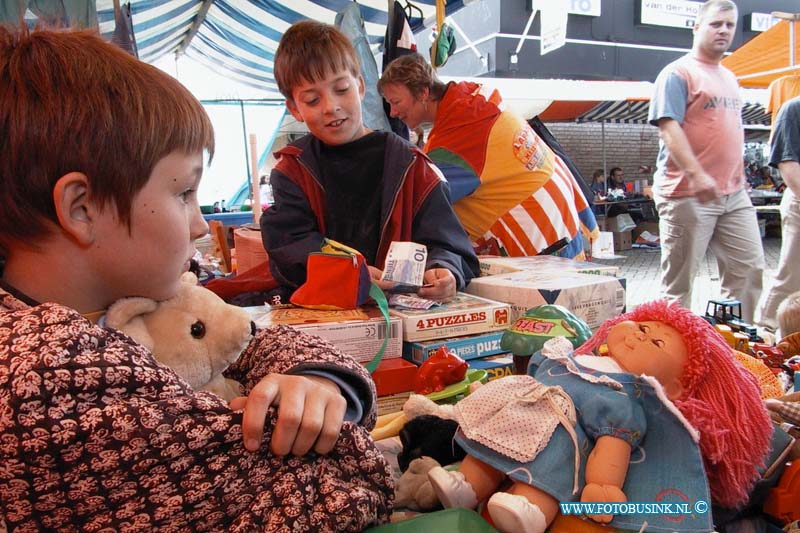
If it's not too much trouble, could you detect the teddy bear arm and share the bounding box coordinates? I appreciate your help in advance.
[202,375,243,402]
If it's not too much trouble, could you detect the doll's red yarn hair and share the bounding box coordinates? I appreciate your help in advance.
[578,300,772,509]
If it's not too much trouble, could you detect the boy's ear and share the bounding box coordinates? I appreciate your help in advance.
[285,98,304,123]
[358,74,365,100]
[52,172,96,246]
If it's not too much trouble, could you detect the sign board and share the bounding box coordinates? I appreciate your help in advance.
[568,0,601,17]
[540,0,569,55]
[744,13,780,32]
[638,0,702,29]
[530,0,600,17]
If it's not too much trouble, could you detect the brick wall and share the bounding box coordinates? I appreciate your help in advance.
[545,122,660,190]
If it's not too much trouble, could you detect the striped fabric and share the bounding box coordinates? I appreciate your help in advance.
[577,98,769,125]
[427,82,598,259]
[95,0,464,96]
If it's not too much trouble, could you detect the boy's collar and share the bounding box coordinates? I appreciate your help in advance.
[0,278,105,323]
[0,278,39,307]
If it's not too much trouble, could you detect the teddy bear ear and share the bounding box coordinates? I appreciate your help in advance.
[105,297,159,351]
[180,271,199,285]
[105,297,159,330]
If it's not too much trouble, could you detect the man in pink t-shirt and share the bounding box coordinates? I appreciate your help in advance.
[647,0,764,322]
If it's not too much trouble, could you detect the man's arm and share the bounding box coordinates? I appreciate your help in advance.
[657,118,719,203]
[777,160,800,197]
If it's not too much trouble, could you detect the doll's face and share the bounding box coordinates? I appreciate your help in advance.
[606,320,688,400]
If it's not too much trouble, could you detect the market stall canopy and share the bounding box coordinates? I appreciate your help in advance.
[722,17,800,88]
[90,0,464,97]
[449,77,770,126]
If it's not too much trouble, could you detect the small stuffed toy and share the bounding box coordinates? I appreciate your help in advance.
[106,272,255,401]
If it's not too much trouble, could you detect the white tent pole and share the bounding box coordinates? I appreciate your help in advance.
[602,120,607,193]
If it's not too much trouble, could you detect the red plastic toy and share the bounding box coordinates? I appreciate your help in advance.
[751,343,785,374]
[764,461,800,523]
[413,346,468,395]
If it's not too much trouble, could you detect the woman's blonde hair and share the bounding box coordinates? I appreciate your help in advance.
[378,53,447,101]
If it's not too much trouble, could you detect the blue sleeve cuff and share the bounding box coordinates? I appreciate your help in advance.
[297,369,364,423]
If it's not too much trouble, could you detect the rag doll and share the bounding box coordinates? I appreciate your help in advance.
[428,300,773,533]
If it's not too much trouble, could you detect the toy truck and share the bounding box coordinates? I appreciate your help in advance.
[704,299,761,342]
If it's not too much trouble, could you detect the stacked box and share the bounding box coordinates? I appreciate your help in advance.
[478,255,620,278]
[613,230,632,251]
[468,354,515,382]
[403,331,506,365]
[371,358,418,397]
[389,292,511,342]
[465,271,626,330]
[247,305,402,364]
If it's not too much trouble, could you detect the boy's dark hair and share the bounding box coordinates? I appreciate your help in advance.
[0,26,214,255]
[378,53,448,102]
[273,21,361,100]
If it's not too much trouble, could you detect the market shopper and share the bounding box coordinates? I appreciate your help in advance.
[260,23,478,302]
[0,26,392,531]
[647,0,764,322]
[379,53,598,259]
[606,166,626,192]
[756,96,800,335]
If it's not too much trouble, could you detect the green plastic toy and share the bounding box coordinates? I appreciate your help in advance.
[500,304,592,374]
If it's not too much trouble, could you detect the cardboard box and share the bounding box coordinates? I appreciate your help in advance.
[247,305,402,364]
[632,221,659,241]
[478,255,620,278]
[465,271,626,330]
[613,230,632,251]
[377,391,412,416]
[468,354,515,382]
[607,213,636,232]
[403,331,506,365]
[372,358,418,397]
[389,292,512,342]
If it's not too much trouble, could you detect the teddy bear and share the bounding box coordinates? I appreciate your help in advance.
[105,272,255,402]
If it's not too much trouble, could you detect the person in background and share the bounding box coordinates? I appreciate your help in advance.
[755,165,786,193]
[259,174,271,210]
[379,53,598,259]
[589,169,606,198]
[647,0,764,322]
[0,25,392,531]
[777,290,800,338]
[745,161,761,186]
[606,166,626,192]
[756,96,800,335]
[260,22,478,302]
[589,169,606,216]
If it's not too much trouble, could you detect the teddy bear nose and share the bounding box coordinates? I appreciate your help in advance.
[250,321,256,337]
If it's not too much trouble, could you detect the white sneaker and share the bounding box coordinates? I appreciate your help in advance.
[427,466,478,509]
[487,492,547,533]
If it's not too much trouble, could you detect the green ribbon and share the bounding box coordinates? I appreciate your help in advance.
[364,282,391,373]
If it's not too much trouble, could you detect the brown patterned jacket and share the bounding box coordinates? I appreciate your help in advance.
[0,290,393,531]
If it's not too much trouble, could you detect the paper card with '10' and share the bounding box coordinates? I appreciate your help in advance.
[382,242,427,293]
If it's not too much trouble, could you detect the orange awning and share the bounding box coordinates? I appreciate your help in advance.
[722,19,800,88]
[537,101,600,121]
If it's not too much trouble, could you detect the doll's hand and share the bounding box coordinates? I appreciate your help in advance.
[581,483,627,523]
[418,268,456,301]
[230,374,347,456]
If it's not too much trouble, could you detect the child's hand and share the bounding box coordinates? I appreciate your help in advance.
[418,268,456,301]
[230,374,347,456]
[367,265,396,291]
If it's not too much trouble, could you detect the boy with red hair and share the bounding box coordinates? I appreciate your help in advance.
[0,26,391,531]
